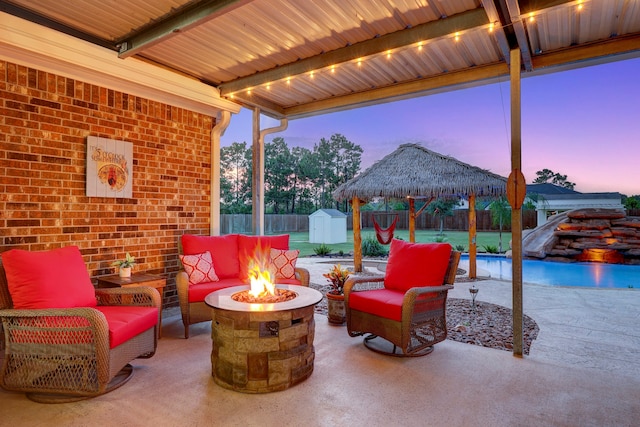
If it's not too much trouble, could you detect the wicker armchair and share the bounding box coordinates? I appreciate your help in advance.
[344,240,460,357]
[0,247,160,403]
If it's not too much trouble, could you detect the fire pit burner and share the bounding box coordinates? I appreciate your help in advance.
[231,288,297,304]
[205,285,322,393]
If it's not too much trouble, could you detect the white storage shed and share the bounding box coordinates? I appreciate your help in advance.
[308,209,347,244]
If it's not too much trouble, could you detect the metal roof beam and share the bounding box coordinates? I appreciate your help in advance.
[505,0,534,71]
[118,0,251,58]
[219,8,489,96]
[483,1,513,63]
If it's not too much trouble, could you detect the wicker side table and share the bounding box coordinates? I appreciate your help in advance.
[96,273,166,338]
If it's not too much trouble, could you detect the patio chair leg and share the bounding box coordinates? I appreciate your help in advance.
[363,334,434,357]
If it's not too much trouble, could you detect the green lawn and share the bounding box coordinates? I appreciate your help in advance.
[286,229,512,257]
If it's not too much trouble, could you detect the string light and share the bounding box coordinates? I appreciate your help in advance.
[226,5,574,100]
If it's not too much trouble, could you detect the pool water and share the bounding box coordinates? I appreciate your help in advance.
[463,255,640,289]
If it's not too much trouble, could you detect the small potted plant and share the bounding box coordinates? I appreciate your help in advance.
[112,252,136,278]
[323,264,350,325]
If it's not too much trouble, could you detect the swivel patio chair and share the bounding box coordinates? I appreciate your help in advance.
[0,246,160,403]
[344,239,460,356]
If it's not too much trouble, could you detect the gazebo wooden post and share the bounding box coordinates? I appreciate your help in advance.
[409,198,416,243]
[352,197,363,272]
[468,193,477,279]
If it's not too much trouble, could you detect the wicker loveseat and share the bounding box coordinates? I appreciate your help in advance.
[344,239,460,357]
[176,233,310,338]
[0,246,160,403]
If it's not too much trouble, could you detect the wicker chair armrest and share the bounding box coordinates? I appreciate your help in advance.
[294,267,310,287]
[175,270,190,315]
[406,284,454,297]
[0,307,110,348]
[95,286,161,308]
[343,275,385,295]
[402,285,453,314]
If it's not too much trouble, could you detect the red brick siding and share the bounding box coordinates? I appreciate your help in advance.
[0,60,215,308]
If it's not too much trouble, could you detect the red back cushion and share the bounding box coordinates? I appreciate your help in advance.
[1,246,97,309]
[384,239,452,291]
[238,234,289,282]
[181,234,240,279]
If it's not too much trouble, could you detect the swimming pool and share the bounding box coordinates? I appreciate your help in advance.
[463,255,640,289]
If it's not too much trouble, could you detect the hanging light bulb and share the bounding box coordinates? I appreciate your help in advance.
[454,32,460,42]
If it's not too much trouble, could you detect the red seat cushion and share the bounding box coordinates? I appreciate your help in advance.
[95,306,158,349]
[181,234,240,279]
[349,289,405,321]
[1,246,97,309]
[384,239,452,291]
[238,234,289,282]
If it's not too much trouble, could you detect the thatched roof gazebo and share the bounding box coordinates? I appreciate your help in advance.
[333,143,507,274]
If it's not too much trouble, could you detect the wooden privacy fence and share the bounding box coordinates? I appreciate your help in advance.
[220,210,538,234]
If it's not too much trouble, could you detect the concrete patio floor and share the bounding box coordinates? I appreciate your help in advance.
[1,257,638,426]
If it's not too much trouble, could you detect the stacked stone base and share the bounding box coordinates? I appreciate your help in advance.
[210,306,316,393]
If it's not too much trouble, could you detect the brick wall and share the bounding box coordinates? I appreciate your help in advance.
[0,60,215,308]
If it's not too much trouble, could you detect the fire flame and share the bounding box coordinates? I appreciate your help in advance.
[248,264,276,298]
[247,247,277,298]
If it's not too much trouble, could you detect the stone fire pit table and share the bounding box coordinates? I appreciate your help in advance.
[204,285,322,393]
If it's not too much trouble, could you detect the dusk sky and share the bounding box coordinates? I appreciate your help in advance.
[221,56,640,197]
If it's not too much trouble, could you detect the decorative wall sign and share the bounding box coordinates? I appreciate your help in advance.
[86,136,133,198]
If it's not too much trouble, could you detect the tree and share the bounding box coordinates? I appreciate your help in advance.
[427,198,459,235]
[533,168,576,190]
[264,137,295,213]
[488,196,511,253]
[623,195,640,210]
[220,142,252,213]
[312,134,363,210]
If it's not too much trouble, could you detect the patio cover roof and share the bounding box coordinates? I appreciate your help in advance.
[1,0,639,119]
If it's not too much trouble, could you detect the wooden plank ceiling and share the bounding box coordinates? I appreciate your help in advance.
[3,0,639,119]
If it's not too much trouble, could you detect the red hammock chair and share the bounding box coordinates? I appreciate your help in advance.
[373,214,399,245]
